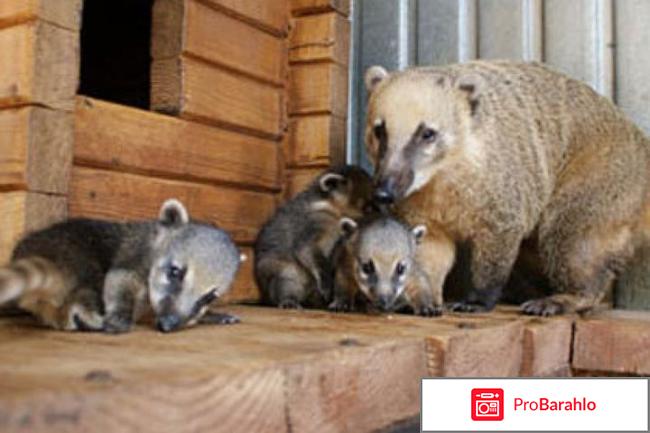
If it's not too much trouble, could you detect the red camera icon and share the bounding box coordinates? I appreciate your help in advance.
[471,388,504,421]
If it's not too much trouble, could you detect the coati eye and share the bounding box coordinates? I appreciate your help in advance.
[167,265,186,282]
[361,260,375,275]
[373,121,385,140]
[421,127,438,142]
[395,262,407,276]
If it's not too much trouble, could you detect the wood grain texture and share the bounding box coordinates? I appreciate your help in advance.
[0,107,73,193]
[75,97,281,191]
[202,0,290,36]
[285,167,324,199]
[518,316,573,376]
[291,0,351,17]
[0,0,82,30]
[153,0,286,85]
[69,167,276,244]
[2,306,647,431]
[151,56,284,139]
[0,192,66,262]
[289,63,348,117]
[220,247,261,304]
[0,22,78,110]
[286,115,346,167]
[572,310,650,375]
[290,12,350,65]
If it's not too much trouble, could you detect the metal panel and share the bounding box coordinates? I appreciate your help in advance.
[416,0,477,65]
[615,0,650,134]
[545,0,614,98]
[477,0,542,60]
[348,0,417,169]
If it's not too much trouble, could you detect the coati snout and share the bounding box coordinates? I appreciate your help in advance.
[148,200,242,332]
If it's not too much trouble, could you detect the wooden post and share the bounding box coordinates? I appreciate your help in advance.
[0,0,80,262]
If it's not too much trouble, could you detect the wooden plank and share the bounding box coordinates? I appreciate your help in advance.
[0,22,78,110]
[0,192,66,263]
[0,107,73,194]
[285,168,324,199]
[203,0,290,36]
[151,56,284,139]
[518,316,573,376]
[572,310,650,375]
[289,63,348,117]
[285,340,425,433]
[291,0,351,17]
[69,168,276,244]
[290,12,350,65]
[286,115,346,167]
[152,0,286,86]
[0,0,82,31]
[220,247,261,304]
[75,97,281,192]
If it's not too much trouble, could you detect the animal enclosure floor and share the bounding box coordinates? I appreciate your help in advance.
[0,306,647,433]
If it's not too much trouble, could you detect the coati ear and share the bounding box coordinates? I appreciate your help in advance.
[339,217,358,239]
[456,73,484,116]
[411,224,427,244]
[319,173,346,193]
[365,66,389,93]
[159,199,190,227]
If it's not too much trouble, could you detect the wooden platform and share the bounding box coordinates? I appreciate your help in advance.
[0,306,647,433]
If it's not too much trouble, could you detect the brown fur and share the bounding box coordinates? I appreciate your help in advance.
[365,60,649,315]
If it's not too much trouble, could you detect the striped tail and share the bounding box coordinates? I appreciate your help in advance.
[0,257,64,306]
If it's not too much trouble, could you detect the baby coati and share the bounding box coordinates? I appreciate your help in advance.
[0,199,242,333]
[255,165,373,308]
[329,215,442,316]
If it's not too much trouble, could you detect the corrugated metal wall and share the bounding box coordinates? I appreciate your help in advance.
[348,0,650,167]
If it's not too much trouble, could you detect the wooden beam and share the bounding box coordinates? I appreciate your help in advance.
[220,247,261,304]
[0,191,66,262]
[291,0,350,17]
[67,167,275,242]
[0,0,82,31]
[0,22,78,110]
[151,56,285,139]
[286,115,346,167]
[290,12,350,65]
[69,168,276,245]
[285,167,324,199]
[519,316,573,376]
[572,310,650,375]
[202,0,290,36]
[0,107,72,194]
[152,0,287,86]
[75,97,281,192]
[289,62,348,117]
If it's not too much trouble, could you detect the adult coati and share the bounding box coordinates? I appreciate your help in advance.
[364,60,649,316]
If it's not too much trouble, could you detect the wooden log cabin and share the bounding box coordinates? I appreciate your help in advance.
[0,1,648,432]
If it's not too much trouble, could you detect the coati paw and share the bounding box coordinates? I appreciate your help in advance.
[200,312,240,325]
[278,299,302,309]
[103,314,132,334]
[417,305,443,317]
[520,298,565,317]
[447,302,489,313]
[328,299,352,312]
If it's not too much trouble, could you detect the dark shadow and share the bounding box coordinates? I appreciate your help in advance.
[78,0,153,108]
